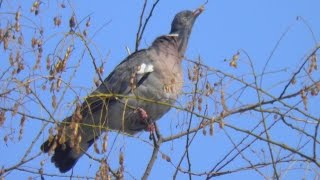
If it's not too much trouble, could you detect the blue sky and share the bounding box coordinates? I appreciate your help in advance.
[1,0,320,179]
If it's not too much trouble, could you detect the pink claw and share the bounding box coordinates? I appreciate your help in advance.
[137,107,148,121]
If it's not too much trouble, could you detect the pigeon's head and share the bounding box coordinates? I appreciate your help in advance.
[169,6,204,56]
[170,6,204,35]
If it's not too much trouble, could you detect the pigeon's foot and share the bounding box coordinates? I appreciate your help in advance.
[146,123,155,132]
[136,107,155,133]
[137,107,148,121]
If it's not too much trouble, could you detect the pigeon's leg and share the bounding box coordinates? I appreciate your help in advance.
[137,107,155,133]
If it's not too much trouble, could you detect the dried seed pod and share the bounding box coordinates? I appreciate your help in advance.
[117,151,124,174]
[25,82,31,94]
[205,82,210,90]
[12,102,19,116]
[187,68,192,80]
[58,127,66,144]
[9,52,14,65]
[18,116,27,136]
[210,123,214,136]
[119,151,124,167]
[56,78,62,90]
[209,117,214,136]
[69,15,76,29]
[15,9,21,21]
[31,37,37,48]
[18,127,24,140]
[97,159,109,180]
[311,87,318,96]
[39,27,44,36]
[219,119,224,129]
[40,160,45,167]
[18,35,24,45]
[52,95,57,108]
[15,21,21,32]
[64,46,72,61]
[4,135,9,143]
[161,154,171,162]
[86,17,91,27]
[229,51,240,68]
[48,140,57,155]
[46,55,51,70]
[53,16,62,27]
[38,168,43,175]
[3,36,9,50]
[0,111,6,127]
[316,82,320,90]
[37,39,43,48]
[301,89,308,111]
[0,28,3,39]
[94,76,100,87]
[308,54,318,73]
[83,30,87,37]
[98,64,104,75]
[17,62,24,74]
[31,0,40,15]
[20,115,26,126]
[102,134,108,153]
[291,77,296,85]
[94,142,100,154]
[202,126,207,136]
[74,103,82,121]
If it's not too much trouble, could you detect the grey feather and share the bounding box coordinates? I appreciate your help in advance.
[40,7,203,173]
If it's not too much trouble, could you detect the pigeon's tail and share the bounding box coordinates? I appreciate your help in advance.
[40,117,96,173]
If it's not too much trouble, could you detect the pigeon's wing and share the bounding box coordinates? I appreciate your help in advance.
[103,49,153,95]
[80,49,154,117]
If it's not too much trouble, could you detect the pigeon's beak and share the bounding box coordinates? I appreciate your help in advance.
[193,6,204,17]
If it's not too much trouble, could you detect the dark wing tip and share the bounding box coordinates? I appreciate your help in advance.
[41,139,78,173]
[51,143,79,173]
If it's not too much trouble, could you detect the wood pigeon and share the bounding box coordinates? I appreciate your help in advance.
[41,6,203,173]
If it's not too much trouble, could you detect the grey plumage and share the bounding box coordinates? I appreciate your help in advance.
[41,7,203,173]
